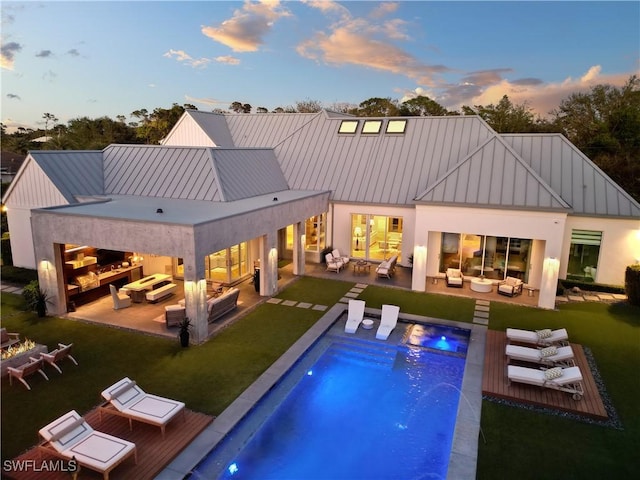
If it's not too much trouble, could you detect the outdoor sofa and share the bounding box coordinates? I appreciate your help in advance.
[207,287,240,323]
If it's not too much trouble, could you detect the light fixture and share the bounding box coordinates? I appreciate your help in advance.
[354,227,363,250]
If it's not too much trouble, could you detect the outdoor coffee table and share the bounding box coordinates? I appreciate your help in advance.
[353,261,371,275]
[470,277,493,293]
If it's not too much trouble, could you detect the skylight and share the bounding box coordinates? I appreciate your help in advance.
[362,120,382,134]
[386,120,407,134]
[338,120,358,134]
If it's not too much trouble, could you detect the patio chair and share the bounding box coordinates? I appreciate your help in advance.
[376,255,398,279]
[498,276,523,297]
[1,327,20,349]
[100,377,186,438]
[376,304,400,340]
[506,327,569,346]
[505,344,575,367]
[344,299,366,334]
[325,253,343,273]
[40,343,79,374]
[7,356,49,390]
[109,284,132,310]
[507,365,584,400]
[38,409,137,480]
[332,249,350,265]
[445,268,464,287]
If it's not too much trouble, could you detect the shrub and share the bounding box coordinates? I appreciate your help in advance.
[1,265,38,285]
[22,280,51,317]
[625,264,640,306]
[558,279,625,295]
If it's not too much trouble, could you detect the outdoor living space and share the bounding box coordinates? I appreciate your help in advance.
[1,274,637,479]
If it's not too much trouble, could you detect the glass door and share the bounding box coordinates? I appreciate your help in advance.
[206,242,250,284]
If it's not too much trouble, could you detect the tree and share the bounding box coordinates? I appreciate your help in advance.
[42,113,58,141]
[400,96,449,116]
[295,99,323,113]
[229,102,251,114]
[357,97,400,117]
[463,95,536,133]
[552,75,640,201]
[256,107,268,113]
[132,103,193,144]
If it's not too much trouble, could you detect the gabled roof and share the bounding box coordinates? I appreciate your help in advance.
[224,111,322,147]
[503,134,640,218]
[168,110,235,147]
[3,150,104,203]
[415,136,571,211]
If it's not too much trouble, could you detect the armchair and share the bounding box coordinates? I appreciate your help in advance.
[445,268,464,287]
[325,253,343,273]
[498,276,523,297]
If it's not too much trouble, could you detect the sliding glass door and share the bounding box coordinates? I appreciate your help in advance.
[350,214,403,262]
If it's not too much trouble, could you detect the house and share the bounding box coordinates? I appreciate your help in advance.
[2,110,639,342]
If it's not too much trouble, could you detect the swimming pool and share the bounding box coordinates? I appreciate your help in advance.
[189,318,471,480]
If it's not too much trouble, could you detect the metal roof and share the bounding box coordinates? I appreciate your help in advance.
[224,111,322,147]
[416,136,571,211]
[503,134,640,217]
[169,110,235,147]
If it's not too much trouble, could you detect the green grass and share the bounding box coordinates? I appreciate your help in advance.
[2,277,639,478]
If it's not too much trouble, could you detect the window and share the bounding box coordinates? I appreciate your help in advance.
[567,230,602,282]
[362,120,382,134]
[386,119,407,133]
[338,120,358,134]
[350,214,403,262]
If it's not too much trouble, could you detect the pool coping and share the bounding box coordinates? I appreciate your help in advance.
[156,304,485,479]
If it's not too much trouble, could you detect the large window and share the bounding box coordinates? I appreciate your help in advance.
[350,214,403,262]
[205,242,249,284]
[567,230,602,282]
[440,233,531,281]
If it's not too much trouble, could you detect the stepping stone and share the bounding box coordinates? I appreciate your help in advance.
[596,294,614,301]
[267,298,283,304]
[474,311,489,318]
[312,305,328,311]
[583,295,600,302]
[355,283,368,289]
[555,296,569,303]
[344,292,359,298]
[282,300,298,307]
[296,302,312,309]
[473,317,489,325]
[350,288,364,294]
[339,297,350,303]
[475,305,490,312]
[567,295,584,302]
[476,300,490,307]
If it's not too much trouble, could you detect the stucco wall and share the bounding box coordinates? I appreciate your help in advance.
[6,207,36,269]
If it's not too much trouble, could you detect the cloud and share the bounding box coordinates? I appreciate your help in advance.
[201,0,291,52]
[1,41,22,69]
[35,49,54,58]
[298,2,446,86]
[67,49,80,57]
[215,55,241,65]
[6,93,21,100]
[184,95,229,108]
[164,49,212,68]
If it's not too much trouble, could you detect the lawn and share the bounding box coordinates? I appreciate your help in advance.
[1,277,639,478]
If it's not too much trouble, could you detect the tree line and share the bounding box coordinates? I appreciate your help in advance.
[1,76,638,201]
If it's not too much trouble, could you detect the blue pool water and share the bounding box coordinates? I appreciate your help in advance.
[191,323,469,480]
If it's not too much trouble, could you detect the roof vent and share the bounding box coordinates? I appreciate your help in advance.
[273,197,278,202]
[156,208,164,214]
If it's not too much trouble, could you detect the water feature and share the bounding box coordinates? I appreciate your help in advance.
[190,322,471,480]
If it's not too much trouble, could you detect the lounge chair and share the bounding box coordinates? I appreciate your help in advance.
[376,304,400,340]
[38,409,137,480]
[109,284,132,310]
[7,356,49,390]
[332,249,350,265]
[505,344,575,367]
[1,327,20,349]
[40,343,79,374]
[445,268,463,287]
[498,276,523,296]
[325,253,343,273]
[506,327,569,346]
[376,255,398,279]
[507,365,584,400]
[100,377,185,438]
[344,299,366,334]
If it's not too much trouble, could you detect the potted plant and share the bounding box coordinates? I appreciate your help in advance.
[23,281,51,317]
[178,318,192,347]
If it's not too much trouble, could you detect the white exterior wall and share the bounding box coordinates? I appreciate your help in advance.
[331,203,416,266]
[3,158,68,269]
[562,216,640,286]
[161,116,216,147]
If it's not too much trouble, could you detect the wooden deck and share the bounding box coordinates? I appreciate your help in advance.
[483,330,608,419]
[4,408,213,480]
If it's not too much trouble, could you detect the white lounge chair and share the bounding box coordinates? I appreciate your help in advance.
[506,327,568,346]
[507,365,584,400]
[325,253,343,273]
[344,299,366,333]
[376,304,400,340]
[100,377,185,438]
[38,410,137,480]
[332,249,350,265]
[505,344,575,367]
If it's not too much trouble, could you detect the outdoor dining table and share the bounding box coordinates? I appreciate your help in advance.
[123,273,172,302]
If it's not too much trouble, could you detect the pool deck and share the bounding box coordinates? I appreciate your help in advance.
[157,305,486,480]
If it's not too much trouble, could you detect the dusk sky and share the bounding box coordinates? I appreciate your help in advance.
[1,0,638,131]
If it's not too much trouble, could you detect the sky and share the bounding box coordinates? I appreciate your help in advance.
[1,0,639,131]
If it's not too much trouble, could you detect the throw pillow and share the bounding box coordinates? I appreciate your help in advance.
[544,367,563,380]
[539,346,558,357]
[536,329,552,339]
